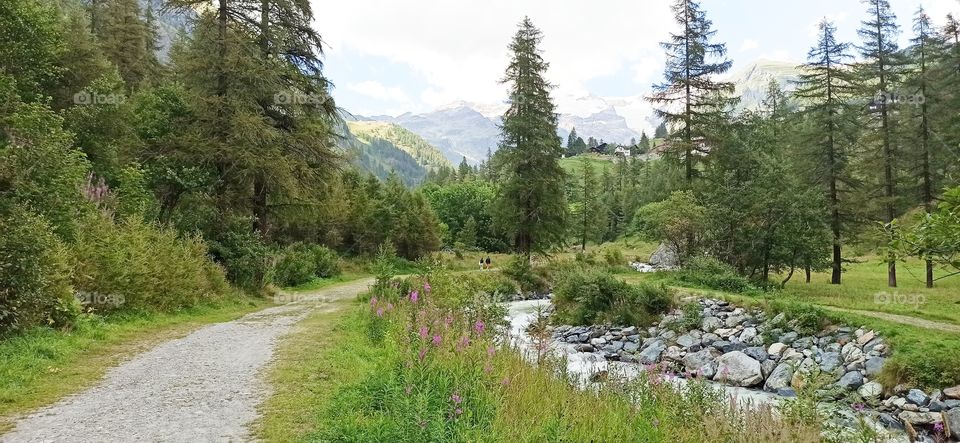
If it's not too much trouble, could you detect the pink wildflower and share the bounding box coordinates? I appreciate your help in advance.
[432,335,442,346]
[410,290,419,303]
[454,408,462,416]
[419,326,429,339]
[935,422,945,433]
[418,348,427,361]
[376,308,384,317]
[387,303,394,311]
[487,346,496,357]
[424,282,432,293]
[451,393,462,405]
[370,297,378,306]
[474,320,486,334]
[501,377,511,386]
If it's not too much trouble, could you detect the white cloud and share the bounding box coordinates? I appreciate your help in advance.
[313,0,675,111]
[739,39,760,52]
[346,81,409,102]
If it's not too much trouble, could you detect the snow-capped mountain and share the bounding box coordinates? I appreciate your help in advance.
[724,59,803,110]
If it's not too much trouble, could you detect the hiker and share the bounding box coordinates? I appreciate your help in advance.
[479,257,485,271]
[485,256,491,270]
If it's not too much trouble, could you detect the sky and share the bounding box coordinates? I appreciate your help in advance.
[312,0,960,120]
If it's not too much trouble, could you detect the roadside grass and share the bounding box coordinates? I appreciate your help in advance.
[0,297,270,431]
[254,301,380,442]
[284,272,370,293]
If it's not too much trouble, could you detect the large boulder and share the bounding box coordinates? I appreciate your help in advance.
[639,340,667,365]
[943,385,960,400]
[743,346,768,363]
[906,389,929,406]
[819,352,842,373]
[715,351,764,387]
[764,362,794,392]
[649,243,679,269]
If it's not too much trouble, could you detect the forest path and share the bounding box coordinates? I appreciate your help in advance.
[819,305,960,334]
[0,278,374,443]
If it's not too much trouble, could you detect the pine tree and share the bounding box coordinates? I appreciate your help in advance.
[904,7,947,287]
[458,156,472,179]
[494,17,567,261]
[648,0,735,183]
[856,0,902,287]
[654,121,668,138]
[567,127,578,148]
[572,156,603,250]
[795,20,858,285]
[639,131,651,150]
[98,0,151,90]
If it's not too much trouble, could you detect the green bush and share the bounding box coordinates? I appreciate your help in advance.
[71,213,229,313]
[272,245,316,287]
[307,244,341,278]
[676,256,755,293]
[552,267,673,327]
[667,302,704,332]
[602,247,625,267]
[208,218,272,290]
[501,255,548,293]
[0,206,78,335]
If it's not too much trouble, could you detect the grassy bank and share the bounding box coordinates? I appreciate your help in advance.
[255,271,829,443]
[0,297,270,431]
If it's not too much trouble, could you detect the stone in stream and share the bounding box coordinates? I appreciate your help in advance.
[682,348,720,379]
[715,351,763,387]
[622,341,640,353]
[701,333,721,346]
[763,363,794,392]
[638,340,666,365]
[701,317,722,332]
[905,389,929,406]
[779,331,798,344]
[836,371,864,390]
[574,344,595,353]
[739,327,758,345]
[676,334,698,349]
[898,411,941,425]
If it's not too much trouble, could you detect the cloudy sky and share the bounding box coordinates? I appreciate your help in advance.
[312,0,960,120]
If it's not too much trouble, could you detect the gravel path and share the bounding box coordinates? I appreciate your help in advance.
[0,278,373,443]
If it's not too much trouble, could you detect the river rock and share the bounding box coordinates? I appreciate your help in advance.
[649,243,679,268]
[768,342,787,357]
[682,348,720,377]
[701,333,721,345]
[715,351,763,387]
[743,346,768,362]
[944,408,960,438]
[639,340,666,365]
[943,385,960,400]
[574,344,595,353]
[590,337,607,346]
[701,317,722,332]
[676,334,698,349]
[898,411,941,425]
[739,327,758,344]
[857,330,875,346]
[906,389,929,406]
[780,331,798,344]
[764,362,794,392]
[837,371,864,390]
[819,352,842,373]
[864,357,885,378]
[859,382,883,401]
[781,348,804,362]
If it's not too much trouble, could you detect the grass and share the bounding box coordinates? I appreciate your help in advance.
[255,271,828,443]
[284,272,370,293]
[254,300,379,441]
[559,153,616,175]
[0,297,271,432]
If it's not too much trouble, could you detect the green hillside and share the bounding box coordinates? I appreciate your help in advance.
[347,121,451,169]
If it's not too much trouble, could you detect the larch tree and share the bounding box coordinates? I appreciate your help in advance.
[904,7,946,287]
[494,17,567,261]
[855,0,902,287]
[795,20,858,285]
[647,0,734,184]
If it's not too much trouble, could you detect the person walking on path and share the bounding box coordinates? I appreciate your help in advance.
[485,256,491,270]
[480,257,485,271]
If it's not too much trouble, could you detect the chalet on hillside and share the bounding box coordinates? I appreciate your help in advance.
[589,143,608,154]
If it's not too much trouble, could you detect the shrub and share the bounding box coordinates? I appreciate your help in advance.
[71,213,229,313]
[501,255,548,293]
[208,218,272,290]
[668,302,704,332]
[0,206,78,335]
[676,256,755,293]
[552,267,673,327]
[272,245,316,287]
[308,244,341,278]
[602,247,625,267]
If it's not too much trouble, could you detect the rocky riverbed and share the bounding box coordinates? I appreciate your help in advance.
[506,297,960,442]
